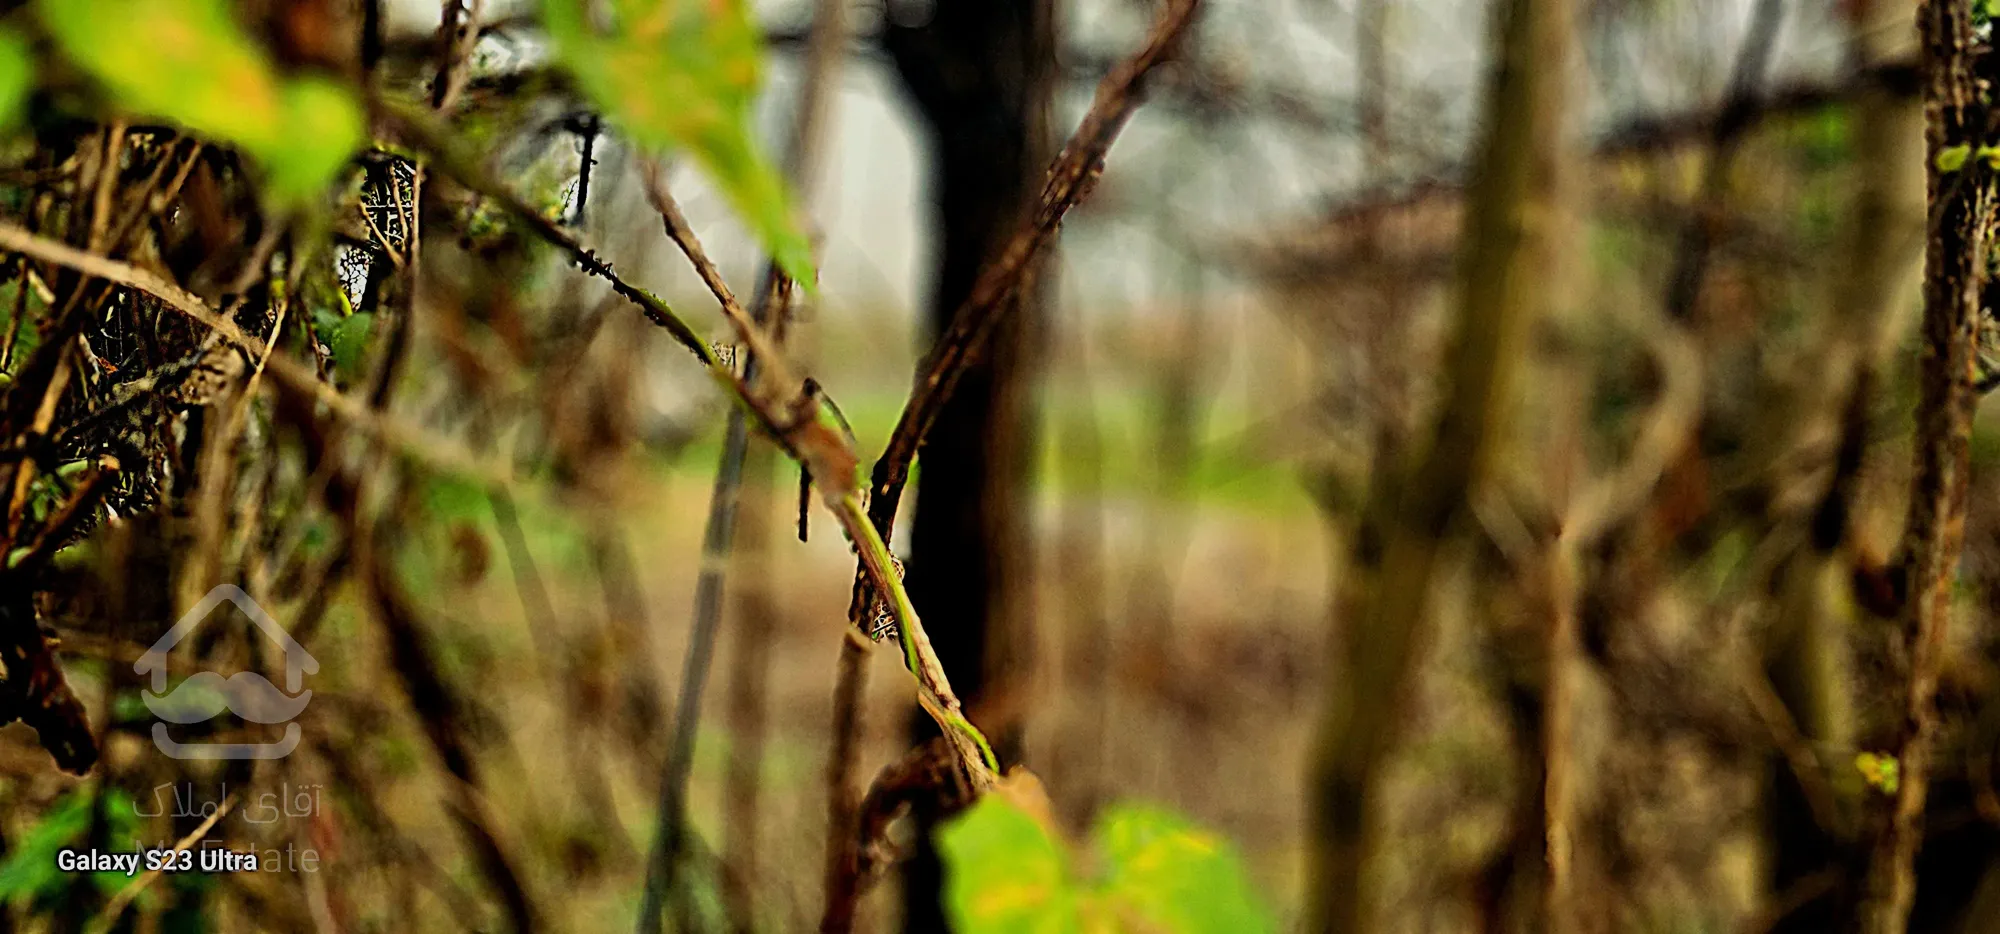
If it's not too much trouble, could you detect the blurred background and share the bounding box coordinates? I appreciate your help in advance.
[1,0,1990,930]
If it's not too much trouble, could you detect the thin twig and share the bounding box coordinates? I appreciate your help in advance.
[1309,0,1570,926]
[357,199,406,271]
[636,4,846,926]
[1660,0,1786,322]
[85,123,125,254]
[635,201,797,931]
[102,139,200,264]
[1738,636,1844,834]
[632,174,986,762]
[859,0,1203,538]
[570,115,600,227]
[365,531,541,934]
[430,0,484,112]
[1514,316,1698,930]
[8,454,118,577]
[373,107,718,364]
[86,794,235,934]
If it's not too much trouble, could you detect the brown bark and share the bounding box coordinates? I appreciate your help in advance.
[883,2,1055,930]
[1851,0,1994,928]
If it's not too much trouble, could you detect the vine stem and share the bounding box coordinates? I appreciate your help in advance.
[833,490,1000,776]
[375,97,1005,798]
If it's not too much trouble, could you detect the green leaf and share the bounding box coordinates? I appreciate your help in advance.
[37,0,362,201]
[422,474,490,523]
[0,791,92,901]
[313,309,374,376]
[0,29,35,131]
[1857,751,1901,795]
[939,791,1277,934]
[938,795,1081,934]
[1937,144,1972,173]
[0,788,140,904]
[267,77,367,203]
[542,0,816,288]
[1095,805,1277,934]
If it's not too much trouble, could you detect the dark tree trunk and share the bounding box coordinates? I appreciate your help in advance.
[884,2,1053,931]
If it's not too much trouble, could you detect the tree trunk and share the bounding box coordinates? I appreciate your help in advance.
[1851,0,1994,928]
[1307,0,1571,928]
[884,3,1054,931]
[1763,1,1925,929]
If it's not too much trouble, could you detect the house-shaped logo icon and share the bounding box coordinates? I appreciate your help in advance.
[134,585,316,760]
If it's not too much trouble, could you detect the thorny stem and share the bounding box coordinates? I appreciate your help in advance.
[834,489,999,773]
[645,178,1004,779]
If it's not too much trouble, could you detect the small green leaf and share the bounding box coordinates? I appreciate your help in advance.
[1857,751,1901,795]
[938,795,1080,934]
[1938,144,1972,173]
[542,0,816,288]
[38,0,362,201]
[314,310,374,376]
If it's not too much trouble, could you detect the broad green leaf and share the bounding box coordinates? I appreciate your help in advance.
[268,77,367,203]
[1095,804,1277,934]
[938,792,1278,934]
[542,0,816,288]
[938,794,1081,934]
[40,0,282,147]
[37,0,362,201]
[0,30,34,130]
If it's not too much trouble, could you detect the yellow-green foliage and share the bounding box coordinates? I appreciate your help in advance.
[36,0,364,202]
[939,793,1277,934]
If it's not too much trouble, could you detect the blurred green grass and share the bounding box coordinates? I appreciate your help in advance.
[649,386,1313,516]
